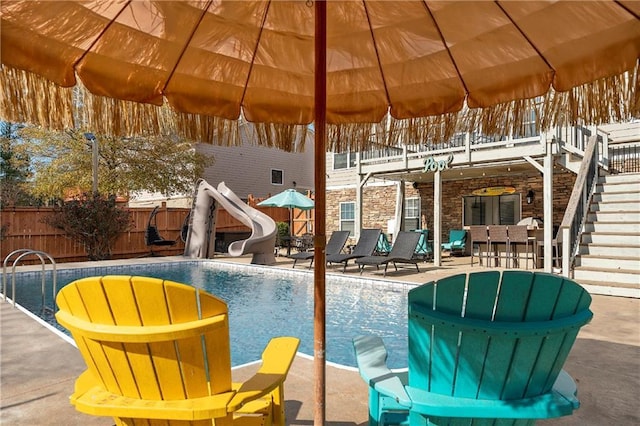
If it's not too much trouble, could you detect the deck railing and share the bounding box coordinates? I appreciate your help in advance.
[356,123,614,169]
[609,143,640,173]
[555,124,609,169]
[359,129,543,167]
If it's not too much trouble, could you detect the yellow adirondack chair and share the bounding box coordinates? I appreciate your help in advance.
[55,275,300,426]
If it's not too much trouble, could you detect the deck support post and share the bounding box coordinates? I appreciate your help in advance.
[433,169,442,266]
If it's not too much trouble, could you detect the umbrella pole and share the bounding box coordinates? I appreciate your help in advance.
[314,1,327,424]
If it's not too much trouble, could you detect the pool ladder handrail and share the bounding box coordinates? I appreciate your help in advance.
[2,249,57,311]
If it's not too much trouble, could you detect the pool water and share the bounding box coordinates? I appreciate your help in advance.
[7,261,412,368]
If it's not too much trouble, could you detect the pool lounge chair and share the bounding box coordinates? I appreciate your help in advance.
[56,275,300,426]
[441,229,467,256]
[354,270,592,425]
[327,228,381,272]
[355,231,421,276]
[290,230,350,269]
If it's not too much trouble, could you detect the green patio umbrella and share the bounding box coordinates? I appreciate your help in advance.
[258,188,314,238]
[258,189,315,211]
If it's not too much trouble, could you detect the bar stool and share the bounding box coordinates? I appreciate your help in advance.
[469,226,489,267]
[538,230,562,269]
[487,225,510,267]
[507,225,534,269]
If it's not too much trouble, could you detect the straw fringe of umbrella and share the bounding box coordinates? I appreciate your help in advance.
[1,62,638,153]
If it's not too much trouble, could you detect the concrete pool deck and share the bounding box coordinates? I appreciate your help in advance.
[1,254,639,425]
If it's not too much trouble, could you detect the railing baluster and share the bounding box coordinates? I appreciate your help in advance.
[608,143,640,174]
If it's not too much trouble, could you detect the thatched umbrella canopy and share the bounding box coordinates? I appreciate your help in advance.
[1,1,639,423]
[1,1,637,148]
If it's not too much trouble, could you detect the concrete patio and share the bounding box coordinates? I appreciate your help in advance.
[1,255,638,425]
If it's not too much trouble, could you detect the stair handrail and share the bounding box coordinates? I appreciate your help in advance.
[557,131,605,277]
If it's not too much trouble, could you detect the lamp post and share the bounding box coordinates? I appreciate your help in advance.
[84,132,98,194]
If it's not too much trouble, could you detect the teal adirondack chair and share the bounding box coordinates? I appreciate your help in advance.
[354,271,592,426]
[441,229,467,255]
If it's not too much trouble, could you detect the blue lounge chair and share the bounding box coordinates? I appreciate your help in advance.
[354,270,593,425]
[441,229,467,256]
[289,230,349,269]
[375,233,392,255]
[355,231,421,276]
[413,229,433,260]
[327,229,381,273]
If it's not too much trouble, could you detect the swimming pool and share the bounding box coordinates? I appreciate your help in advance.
[7,260,414,368]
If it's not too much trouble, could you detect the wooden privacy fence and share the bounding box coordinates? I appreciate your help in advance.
[1,203,294,264]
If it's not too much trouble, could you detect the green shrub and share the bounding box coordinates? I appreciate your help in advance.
[44,193,132,260]
[276,221,289,246]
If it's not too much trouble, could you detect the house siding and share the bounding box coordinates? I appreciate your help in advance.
[132,126,315,208]
[198,140,314,199]
[326,152,359,188]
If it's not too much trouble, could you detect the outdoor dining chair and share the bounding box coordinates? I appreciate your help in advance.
[469,225,489,266]
[413,229,433,261]
[375,233,392,255]
[488,225,510,267]
[538,228,563,269]
[508,225,535,269]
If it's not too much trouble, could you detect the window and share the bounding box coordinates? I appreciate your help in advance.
[463,194,521,226]
[271,169,283,185]
[404,197,420,230]
[339,202,355,235]
[514,98,542,139]
[514,108,539,139]
[333,152,356,170]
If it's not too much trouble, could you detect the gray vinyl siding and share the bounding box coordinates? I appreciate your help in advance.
[327,152,359,189]
[197,133,315,199]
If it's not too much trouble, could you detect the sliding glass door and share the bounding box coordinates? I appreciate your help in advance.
[463,194,521,226]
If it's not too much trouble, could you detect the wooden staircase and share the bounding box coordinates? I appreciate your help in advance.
[573,173,640,297]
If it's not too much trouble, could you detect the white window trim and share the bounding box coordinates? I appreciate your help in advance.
[404,197,421,230]
[333,152,356,170]
[271,168,284,185]
[339,201,355,234]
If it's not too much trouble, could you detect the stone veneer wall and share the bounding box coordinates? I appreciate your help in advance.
[326,183,420,244]
[417,168,576,242]
[326,169,575,244]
